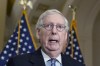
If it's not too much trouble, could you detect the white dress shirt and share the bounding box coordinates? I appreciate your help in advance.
[41,50,62,66]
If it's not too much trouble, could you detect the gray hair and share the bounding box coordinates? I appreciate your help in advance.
[35,9,69,32]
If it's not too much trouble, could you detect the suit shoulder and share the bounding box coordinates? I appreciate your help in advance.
[7,52,37,66]
[62,54,85,66]
[12,51,38,60]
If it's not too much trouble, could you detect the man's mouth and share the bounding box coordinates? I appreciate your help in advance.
[48,39,59,43]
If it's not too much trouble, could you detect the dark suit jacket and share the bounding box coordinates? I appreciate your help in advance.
[7,48,85,66]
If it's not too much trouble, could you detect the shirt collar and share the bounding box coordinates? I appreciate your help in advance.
[41,49,62,64]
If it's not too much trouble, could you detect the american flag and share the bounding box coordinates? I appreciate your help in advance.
[0,11,36,66]
[66,19,85,65]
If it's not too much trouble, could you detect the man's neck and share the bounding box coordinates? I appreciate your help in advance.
[41,49,62,64]
[41,49,61,58]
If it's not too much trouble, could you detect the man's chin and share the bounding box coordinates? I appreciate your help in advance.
[47,47,59,51]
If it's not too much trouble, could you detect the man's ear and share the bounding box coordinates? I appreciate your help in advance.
[65,32,68,41]
[36,28,40,39]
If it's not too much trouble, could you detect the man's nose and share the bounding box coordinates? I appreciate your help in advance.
[51,26,57,34]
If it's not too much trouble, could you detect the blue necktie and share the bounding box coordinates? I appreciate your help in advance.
[50,58,56,66]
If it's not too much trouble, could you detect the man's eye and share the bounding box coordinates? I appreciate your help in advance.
[46,24,52,28]
[47,24,51,27]
[57,25,64,28]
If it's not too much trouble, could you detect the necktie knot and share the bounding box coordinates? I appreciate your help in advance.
[47,58,61,66]
[50,58,56,66]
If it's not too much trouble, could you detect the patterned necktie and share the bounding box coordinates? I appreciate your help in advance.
[50,58,56,66]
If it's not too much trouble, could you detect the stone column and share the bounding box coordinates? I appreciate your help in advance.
[0,0,7,51]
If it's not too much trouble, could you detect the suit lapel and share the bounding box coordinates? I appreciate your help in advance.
[28,48,45,66]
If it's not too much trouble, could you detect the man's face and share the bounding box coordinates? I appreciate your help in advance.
[36,13,68,54]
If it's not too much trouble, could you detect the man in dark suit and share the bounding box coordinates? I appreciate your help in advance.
[7,9,85,66]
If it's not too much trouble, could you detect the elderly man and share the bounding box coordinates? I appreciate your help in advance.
[7,9,84,66]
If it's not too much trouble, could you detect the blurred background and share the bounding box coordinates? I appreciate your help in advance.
[0,0,100,66]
